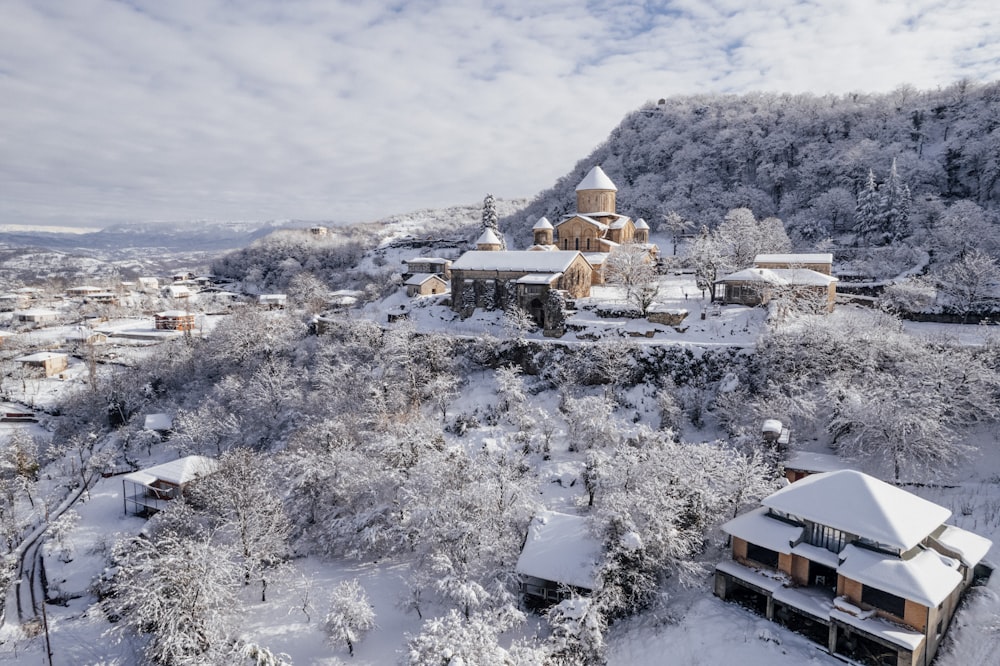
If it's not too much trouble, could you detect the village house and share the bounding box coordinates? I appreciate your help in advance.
[65,327,109,346]
[121,456,218,517]
[66,285,104,298]
[0,330,13,346]
[13,308,62,326]
[405,273,449,297]
[15,351,69,378]
[309,225,329,236]
[515,511,601,608]
[137,277,160,293]
[545,166,657,284]
[403,257,453,281]
[144,413,173,436]
[257,293,287,309]
[715,470,992,666]
[154,310,197,331]
[713,253,838,312]
[782,450,852,484]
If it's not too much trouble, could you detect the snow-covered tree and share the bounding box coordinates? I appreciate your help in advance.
[323,579,376,657]
[932,248,1000,319]
[661,210,692,256]
[482,193,506,250]
[853,169,882,244]
[604,242,660,315]
[405,608,526,666]
[187,448,292,601]
[713,208,791,272]
[878,158,911,241]
[104,510,241,666]
[545,596,606,666]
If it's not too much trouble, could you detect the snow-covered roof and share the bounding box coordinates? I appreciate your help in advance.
[14,308,61,317]
[721,507,802,554]
[452,250,584,273]
[762,470,951,551]
[16,352,68,362]
[716,268,788,285]
[931,524,993,568]
[608,217,631,230]
[476,228,502,246]
[755,253,833,265]
[762,418,783,433]
[516,273,561,285]
[527,244,558,252]
[123,455,218,487]
[532,216,553,230]
[556,214,609,231]
[258,293,287,301]
[156,310,195,317]
[783,451,852,474]
[583,252,610,266]
[406,257,450,265]
[575,165,617,192]
[716,268,837,287]
[144,413,173,431]
[404,274,446,286]
[516,511,601,590]
[634,218,649,230]
[838,544,962,607]
[0,330,14,337]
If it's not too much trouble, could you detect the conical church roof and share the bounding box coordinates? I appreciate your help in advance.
[532,216,553,230]
[575,165,617,192]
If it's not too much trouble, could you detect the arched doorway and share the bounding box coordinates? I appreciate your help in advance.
[529,298,545,328]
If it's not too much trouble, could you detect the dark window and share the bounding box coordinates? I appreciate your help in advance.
[745,542,780,569]
[586,237,591,250]
[807,523,848,554]
[575,238,580,250]
[861,584,906,618]
[563,239,569,250]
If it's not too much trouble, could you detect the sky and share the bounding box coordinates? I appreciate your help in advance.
[1,0,999,230]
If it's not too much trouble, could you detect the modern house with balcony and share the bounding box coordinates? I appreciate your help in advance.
[714,470,992,666]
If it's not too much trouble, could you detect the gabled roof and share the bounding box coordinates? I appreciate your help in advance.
[404,273,446,286]
[576,165,617,192]
[555,214,609,231]
[715,268,837,287]
[762,470,951,551]
[516,511,601,590]
[532,216,553,230]
[406,257,450,265]
[123,455,218,487]
[755,253,833,265]
[452,250,585,273]
[476,228,502,245]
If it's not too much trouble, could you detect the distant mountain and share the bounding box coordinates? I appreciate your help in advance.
[503,80,1000,249]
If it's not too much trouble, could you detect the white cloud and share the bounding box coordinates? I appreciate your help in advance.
[0,0,997,228]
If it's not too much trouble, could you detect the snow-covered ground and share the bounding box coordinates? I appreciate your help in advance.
[2,266,1000,665]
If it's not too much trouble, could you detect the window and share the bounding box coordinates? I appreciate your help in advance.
[586,237,591,250]
[745,542,780,569]
[806,523,847,554]
[563,239,569,250]
[861,584,906,618]
[575,238,580,250]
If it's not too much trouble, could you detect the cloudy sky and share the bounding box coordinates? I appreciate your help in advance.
[2,0,998,229]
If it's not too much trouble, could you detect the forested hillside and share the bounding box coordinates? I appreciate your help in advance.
[504,80,1000,249]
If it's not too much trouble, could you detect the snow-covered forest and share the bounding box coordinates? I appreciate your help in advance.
[2,82,1000,665]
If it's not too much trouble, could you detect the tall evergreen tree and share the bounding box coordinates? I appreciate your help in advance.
[853,169,882,244]
[879,158,910,241]
[482,193,505,250]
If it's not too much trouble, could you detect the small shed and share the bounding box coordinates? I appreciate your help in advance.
[65,327,109,345]
[144,413,174,434]
[516,511,601,607]
[782,450,852,483]
[15,352,69,377]
[405,273,449,297]
[122,456,218,517]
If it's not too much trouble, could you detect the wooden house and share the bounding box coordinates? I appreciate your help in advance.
[121,456,218,517]
[715,470,992,666]
[154,310,197,331]
[15,352,69,378]
[516,511,601,608]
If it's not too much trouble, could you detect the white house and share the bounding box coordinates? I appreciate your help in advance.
[121,456,218,517]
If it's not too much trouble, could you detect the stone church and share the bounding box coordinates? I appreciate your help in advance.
[529,165,654,283]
